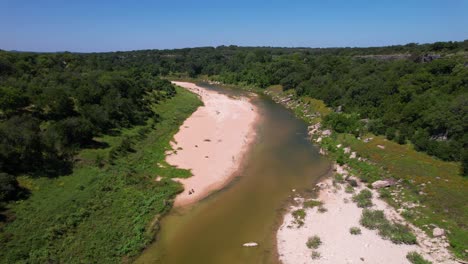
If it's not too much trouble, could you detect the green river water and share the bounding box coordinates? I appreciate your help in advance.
[136,83,329,264]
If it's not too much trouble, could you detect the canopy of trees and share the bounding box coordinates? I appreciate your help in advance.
[0,51,177,200]
[96,40,464,175]
[1,40,467,198]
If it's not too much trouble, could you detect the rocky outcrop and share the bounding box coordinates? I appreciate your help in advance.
[433,228,445,237]
[371,180,393,189]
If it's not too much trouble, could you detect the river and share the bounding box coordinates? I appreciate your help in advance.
[135,83,329,264]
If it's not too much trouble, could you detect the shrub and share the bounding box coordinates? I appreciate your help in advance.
[317,206,328,213]
[360,209,387,230]
[348,179,358,187]
[306,235,322,249]
[334,173,344,183]
[380,223,417,244]
[350,227,362,235]
[311,251,321,260]
[94,154,105,168]
[303,200,323,208]
[352,189,373,208]
[345,185,355,193]
[0,172,19,202]
[406,251,432,264]
[360,209,417,244]
[323,112,361,134]
[292,209,306,227]
[378,188,391,199]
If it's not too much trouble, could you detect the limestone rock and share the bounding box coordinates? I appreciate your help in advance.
[372,180,392,189]
[433,228,445,237]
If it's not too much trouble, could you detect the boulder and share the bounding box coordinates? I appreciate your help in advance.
[372,180,392,189]
[243,242,258,247]
[316,182,328,189]
[433,228,445,237]
[322,129,332,136]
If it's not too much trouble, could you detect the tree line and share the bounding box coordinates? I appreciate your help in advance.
[0,51,176,202]
[1,40,467,203]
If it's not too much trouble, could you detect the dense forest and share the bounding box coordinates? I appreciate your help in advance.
[0,51,177,202]
[96,40,467,173]
[1,40,467,203]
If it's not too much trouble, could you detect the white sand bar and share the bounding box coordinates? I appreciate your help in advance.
[168,81,258,207]
[277,172,456,263]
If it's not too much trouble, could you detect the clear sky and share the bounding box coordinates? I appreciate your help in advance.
[1,0,467,52]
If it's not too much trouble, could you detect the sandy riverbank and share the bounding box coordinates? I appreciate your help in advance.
[277,163,456,264]
[167,81,258,207]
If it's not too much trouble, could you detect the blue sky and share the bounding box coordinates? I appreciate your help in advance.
[1,0,467,52]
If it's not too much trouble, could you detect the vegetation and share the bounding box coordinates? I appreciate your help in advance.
[345,184,355,193]
[0,40,466,260]
[266,81,465,258]
[317,206,328,213]
[114,41,468,173]
[352,189,373,208]
[303,200,323,208]
[292,209,306,227]
[360,209,417,244]
[0,48,208,262]
[311,251,321,260]
[406,251,433,264]
[349,227,362,235]
[306,235,322,249]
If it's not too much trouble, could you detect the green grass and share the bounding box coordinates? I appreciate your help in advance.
[360,209,417,244]
[0,87,202,263]
[352,189,373,208]
[406,251,433,264]
[306,235,322,249]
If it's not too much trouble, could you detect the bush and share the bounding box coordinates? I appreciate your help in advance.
[0,172,19,202]
[406,251,432,264]
[360,209,387,229]
[352,189,373,208]
[380,223,417,244]
[292,209,306,227]
[306,235,322,249]
[311,251,321,260]
[378,188,391,199]
[317,206,328,213]
[360,209,417,244]
[348,179,358,187]
[323,112,361,134]
[345,185,355,193]
[303,200,322,208]
[350,227,362,235]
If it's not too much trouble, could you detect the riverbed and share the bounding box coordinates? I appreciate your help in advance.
[135,83,329,264]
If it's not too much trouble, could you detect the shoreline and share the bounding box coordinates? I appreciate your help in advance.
[276,164,457,263]
[168,81,259,207]
[262,85,460,263]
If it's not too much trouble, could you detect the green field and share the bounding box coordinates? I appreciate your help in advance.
[0,87,201,263]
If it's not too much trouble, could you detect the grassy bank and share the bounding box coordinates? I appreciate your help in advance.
[0,87,202,263]
[265,85,467,260]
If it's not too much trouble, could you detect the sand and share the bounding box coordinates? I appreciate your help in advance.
[277,164,456,264]
[167,81,258,207]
